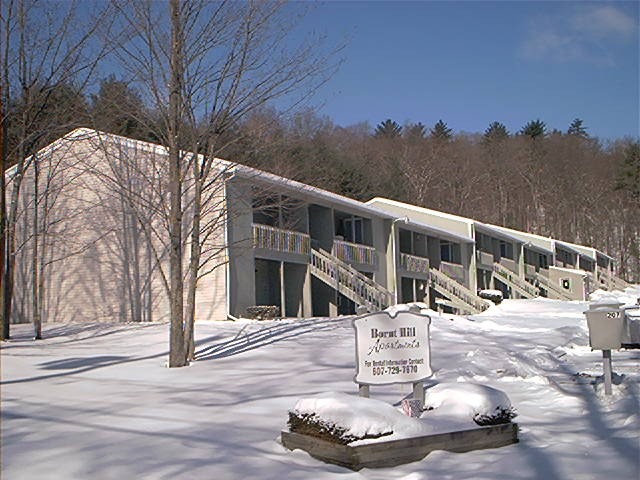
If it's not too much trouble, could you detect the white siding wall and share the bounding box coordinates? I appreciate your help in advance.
[11,132,229,324]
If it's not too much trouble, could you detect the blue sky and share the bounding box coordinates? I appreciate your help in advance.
[294,1,639,140]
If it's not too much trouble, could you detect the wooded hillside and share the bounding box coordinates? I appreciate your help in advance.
[5,93,639,282]
[226,111,640,282]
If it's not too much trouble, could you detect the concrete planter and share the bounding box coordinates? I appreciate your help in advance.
[281,422,519,470]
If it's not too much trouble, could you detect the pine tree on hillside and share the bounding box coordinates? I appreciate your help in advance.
[615,141,640,203]
[567,118,588,138]
[430,119,452,140]
[374,119,402,138]
[404,122,426,140]
[91,77,148,139]
[482,121,509,144]
[519,119,546,139]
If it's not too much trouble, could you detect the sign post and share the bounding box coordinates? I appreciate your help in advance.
[353,311,432,404]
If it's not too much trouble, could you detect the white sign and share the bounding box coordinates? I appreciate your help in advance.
[353,311,432,385]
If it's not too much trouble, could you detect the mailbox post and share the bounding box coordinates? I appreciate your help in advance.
[584,304,625,395]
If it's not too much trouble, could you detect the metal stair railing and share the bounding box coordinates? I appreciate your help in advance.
[429,267,491,314]
[533,272,573,300]
[310,248,392,312]
[492,262,540,299]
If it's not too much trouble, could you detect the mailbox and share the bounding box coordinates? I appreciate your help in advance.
[584,307,625,350]
[587,302,623,311]
[621,307,640,347]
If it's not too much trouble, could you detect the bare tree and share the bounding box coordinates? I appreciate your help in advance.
[105,0,336,366]
[1,0,113,337]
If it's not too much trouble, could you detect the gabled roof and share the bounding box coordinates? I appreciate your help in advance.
[366,197,474,239]
[474,222,524,245]
[13,128,399,221]
[395,217,474,244]
[486,224,556,255]
[556,240,587,258]
[8,128,617,265]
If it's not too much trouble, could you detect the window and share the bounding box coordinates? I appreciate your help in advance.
[539,253,549,269]
[343,217,363,243]
[440,240,461,263]
[499,240,514,259]
[399,229,412,254]
[477,233,492,252]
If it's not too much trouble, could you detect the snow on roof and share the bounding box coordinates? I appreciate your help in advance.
[486,224,558,255]
[474,222,524,245]
[558,240,613,262]
[367,197,474,226]
[366,197,474,239]
[555,241,584,256]
[549,265,589,277]
[6,128,617,263]
[5,127,102,179]
[231,164,397,220]
[399,218,474,244]
[557,240,596,259]
[19,128,396,221]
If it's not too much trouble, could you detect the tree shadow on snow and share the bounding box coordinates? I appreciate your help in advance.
[195,318,343,361]
[1,322,161,348]
[555,361,639,468]
[1,351,163,385]
[39,356,129,370]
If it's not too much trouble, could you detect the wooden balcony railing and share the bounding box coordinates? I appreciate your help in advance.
[499,257,518,274]
[400,253,430,274]
[476,250,494,266]
[252,223,310,255]
[332,239,377,266]
[439,261,465,284]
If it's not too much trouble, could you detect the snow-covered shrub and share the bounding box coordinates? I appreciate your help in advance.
[288,392,435,444]
[245,305,279,320]
[423,382,517,426]
[288,412,361,444]
[479,289,503,305]
[473,406,517,426]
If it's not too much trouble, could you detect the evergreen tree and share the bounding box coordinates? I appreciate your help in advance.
[615,141,640,203]
[374,118,402,138]
[567,118,588,138]
[482,121,509,143]
[519,119,546,139]
[430,119,452,140]
[8,83,90,153]
[91,77,147,139]
[404,122,426,140]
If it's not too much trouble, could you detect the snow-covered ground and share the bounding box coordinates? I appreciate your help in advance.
[2,289,639,479]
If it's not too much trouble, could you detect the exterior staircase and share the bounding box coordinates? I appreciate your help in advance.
[309,248,493,316]
[310,248,392,312]
[492,262,539,299]
[429,268,491,315]
[533,272,573,300]
[598,270,630,291]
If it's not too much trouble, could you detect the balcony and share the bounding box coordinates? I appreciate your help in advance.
[440,261,465,284]
[524,264,537,277]
[476,250,494,267]
[332,239,377,267]
[400,253,430,274]
[252,223,310,256]
[499,257,518,274]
